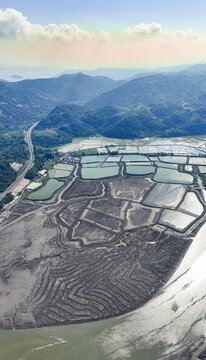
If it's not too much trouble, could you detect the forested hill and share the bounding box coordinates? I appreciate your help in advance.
[89,74,206,108]
[0,73,121,134]
[33,99,206,147]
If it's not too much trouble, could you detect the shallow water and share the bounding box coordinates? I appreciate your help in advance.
[81,155,106,163]
[82,162,100,168]
[0,324,164,360]
[102,162,119,167]
[159,209,196,231]
[53,164,74,171]
[126,165,155,175]
[159,156,187,164]
[154,167,193,184]
[179,192,204,216]
[122,154,149,162]
[155,161,178,169]
[53,170,71,178]
[143,183,186,209]
[81,166,119,179]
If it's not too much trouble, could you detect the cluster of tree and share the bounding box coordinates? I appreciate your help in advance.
[0,137,29,193]
[25,147,54,180]
[76,148,98,156]
[0,162,16,193]
[0,193,14,210]
[0,143,28,164]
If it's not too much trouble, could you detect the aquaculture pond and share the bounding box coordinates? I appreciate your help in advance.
[49,163,74,178]
[179,192,203,216]
[102,162,118,167]
[49,169,72,178]
[54,164,74,171]
[122,154,149,162]
[106,156,122,162]
[27,179,64,200]
[155,162,178,169]
[198,165,206,173]
[81,155,106,163]
[81,167,119,179]
[126,165,155,175]
[154,168,193,184]
[159,156,187,164]
[82,162,100,168]
[189,157,206,165]
[159,209,196,231]
[143,183,186,209]
[125,161,153,166]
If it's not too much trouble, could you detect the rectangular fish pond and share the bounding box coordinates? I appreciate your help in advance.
[153,168,193,184]
[81,167,119,179]
[122,154,149,162]
[143,183,186,209]
[49,169,72,178]
[49,163,74,178]
[82,162,100,168]
[126,165,155,175]
[159,156,187,164]
[54,163,74,170]
[102,162,119,167]
[159,209,196,232]
[155,162,178,169]
[27,179,64,200]
[81,155,107,164]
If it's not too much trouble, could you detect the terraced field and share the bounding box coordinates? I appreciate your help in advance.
[0,158,205,330]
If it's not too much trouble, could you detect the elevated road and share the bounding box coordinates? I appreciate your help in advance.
[0,122,39,201]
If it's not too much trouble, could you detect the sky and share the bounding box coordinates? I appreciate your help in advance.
[1,0,206,69]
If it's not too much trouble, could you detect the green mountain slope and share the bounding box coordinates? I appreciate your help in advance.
[33,105,96,147]
[89,74,206,108]
[34,100,206,148]
[0,73,121,134]
[0,81,54,133]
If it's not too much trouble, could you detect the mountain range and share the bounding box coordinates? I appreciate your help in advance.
[0,73,121,134]
[33,72,206,146]
[2,68,206,149]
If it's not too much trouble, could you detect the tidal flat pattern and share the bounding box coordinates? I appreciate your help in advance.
[0,169,204,330]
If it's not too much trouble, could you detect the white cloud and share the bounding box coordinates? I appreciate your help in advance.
[0,8,93,42]
[0,8,205,68]
[0,8,31,38]
[37,24,93,42]
[0,9,199,44]
[126,22,162,36]
[125,23,199,41]
[174,30,199,40]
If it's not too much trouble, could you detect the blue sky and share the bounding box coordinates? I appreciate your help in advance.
[1,0,206,32]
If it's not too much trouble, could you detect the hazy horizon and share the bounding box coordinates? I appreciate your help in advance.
[0,62,204,82]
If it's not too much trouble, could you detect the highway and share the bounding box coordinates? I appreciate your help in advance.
[0,122,39,201]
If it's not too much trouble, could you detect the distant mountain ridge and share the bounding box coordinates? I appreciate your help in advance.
[13,72,120,103]
[0,73,121,133]
[89,73,206,108]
